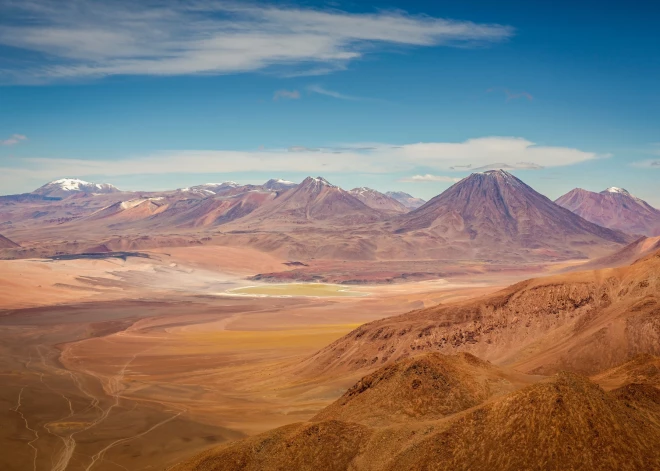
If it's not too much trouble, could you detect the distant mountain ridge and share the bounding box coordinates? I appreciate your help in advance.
[236,176,385,226]
[385,191,426,210]
[0,172,639,263]
[348,187,408,214]
[555,187,660,236]
[33,178,121,198]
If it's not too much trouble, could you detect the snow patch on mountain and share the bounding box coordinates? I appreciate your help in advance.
[33,178,121,197]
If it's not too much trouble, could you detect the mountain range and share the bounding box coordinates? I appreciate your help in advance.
[1,171,654,263]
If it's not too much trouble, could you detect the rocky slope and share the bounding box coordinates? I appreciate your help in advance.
[312,353,535,426]
[173,354,660,471]
[301,247,660,378]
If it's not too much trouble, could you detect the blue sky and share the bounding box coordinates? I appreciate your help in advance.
[1,0,659,204]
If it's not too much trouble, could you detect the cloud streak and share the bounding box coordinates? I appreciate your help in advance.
[471,162,544,171]
[0,137,604,191]
[487,88,533,102]
[399,174,461,183]
[633,160,660,168]
[273,89,300,100]
[1,134,27,146]
[308,84,366,101]
[288,146,320,152]
[0,1,514,83]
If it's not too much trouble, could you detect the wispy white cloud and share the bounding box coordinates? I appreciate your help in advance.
[629,144,660,168]
[395,137,604,169]
[0,1,514,83]
[273,89,300,101]
[0,137,603,190]
[1,134,27,146]
[308,84,366,101]
[471,162,544,171]
[288,146,320,152]
[487,87,533,102]
[399,174,461,183]
[632,160,660,168]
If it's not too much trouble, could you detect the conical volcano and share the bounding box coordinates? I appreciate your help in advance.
[395,170,631,259]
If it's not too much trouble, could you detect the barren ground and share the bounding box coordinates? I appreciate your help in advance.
[0,246,511,470]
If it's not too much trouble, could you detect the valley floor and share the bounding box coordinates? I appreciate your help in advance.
[0,246,504,471]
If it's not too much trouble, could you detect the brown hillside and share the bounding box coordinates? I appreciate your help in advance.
[174,355,660,471]
[572,235,660,271]
[312,352,535,426]
[592,353,660,390]
[301,248,660,378]
[388,371,660,471]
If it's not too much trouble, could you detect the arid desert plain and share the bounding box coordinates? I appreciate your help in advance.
[0,245,508,470]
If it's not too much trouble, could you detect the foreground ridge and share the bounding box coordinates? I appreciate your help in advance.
[173,353,660,471]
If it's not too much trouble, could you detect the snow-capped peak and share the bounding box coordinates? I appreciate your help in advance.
[196,181,239,187]
[602,186,645,203]
[304,176,337,188]
[604,187,630,195]
[33,178,120,197]
[350,187,375,196]
[475,169,523,187]
[482,169,511,176]
[181,181,242,194]
[48,178,118,191]
[262,178,297,190]
[51,178,93,191]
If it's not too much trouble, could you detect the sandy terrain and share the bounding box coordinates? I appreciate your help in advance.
[0,246,504,470]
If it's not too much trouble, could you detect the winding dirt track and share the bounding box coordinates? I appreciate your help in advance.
[10,386,40,471]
